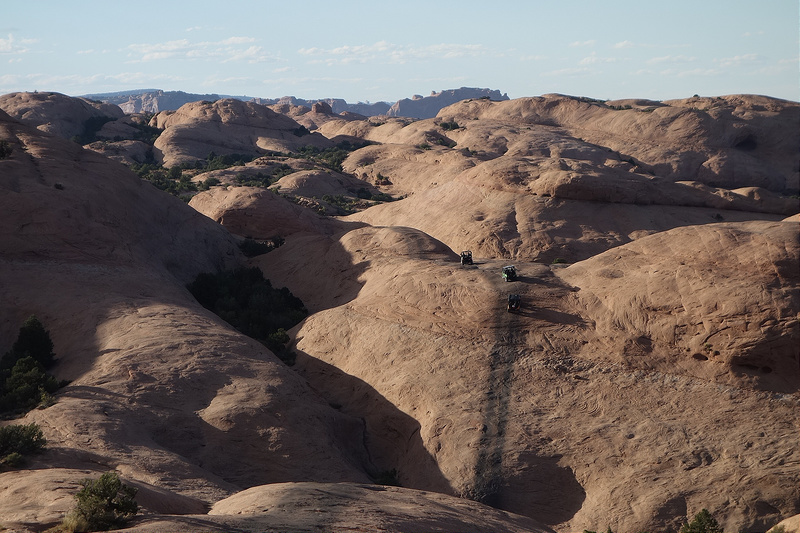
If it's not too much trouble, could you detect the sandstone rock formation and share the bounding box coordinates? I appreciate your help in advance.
[1,90,797,533]
[151,98,335,167]
[0,91,124,139]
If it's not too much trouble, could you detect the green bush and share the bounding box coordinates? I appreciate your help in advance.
[0,356,60,414]
[2,315,56,369]
[0,316,61,417]
[0,423,46,467]
[187,267,308,364]
[373,468,400,486]
[63,472,138,532]
[0,140,12,159]
[680,509,723,533]
[439,120,460,130]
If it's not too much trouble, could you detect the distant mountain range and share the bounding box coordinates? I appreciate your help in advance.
[84,87,510,119]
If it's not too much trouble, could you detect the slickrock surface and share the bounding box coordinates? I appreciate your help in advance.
[1,91,798,533]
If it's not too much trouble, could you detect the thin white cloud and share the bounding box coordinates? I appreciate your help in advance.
[126,37,277,64]
[201,75,255,87]
[646,55,697,64]
[298,41,490,66]
[613,40,635,49]
[0,33,36,54]
[717,53,762,67]
[542,67,592,77]
[579,52,618,65]
[220,36,257,45]
[569,40,596,48]
[661,67,722,78]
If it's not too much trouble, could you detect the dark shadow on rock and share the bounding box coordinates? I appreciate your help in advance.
[494,452,587,525]
[292,349,454,496]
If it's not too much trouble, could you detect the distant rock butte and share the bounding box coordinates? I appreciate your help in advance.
[84,87,504,119]
[387,87,510,118]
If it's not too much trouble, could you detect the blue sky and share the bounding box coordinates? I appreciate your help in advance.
[1,0,798,103]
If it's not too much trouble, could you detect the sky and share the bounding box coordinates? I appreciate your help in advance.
[1,0,798,103]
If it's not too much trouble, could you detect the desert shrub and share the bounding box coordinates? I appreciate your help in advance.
[187,267,308,364]
[204,152,255,171]
[439,120,460,130]
[0,140,12,159]
[198,177,220,191]
[373,468,400,486]
[288,140,370,172]
[1,451,23,467]
[0,422,46,456]
[131,162,197,196]
[0,356,61,415]
[62,472,138,532]
[2,315,56,369]
[321,194,360,215]
[234,164,296,188]
[680,509,723,533]
[0,423,46,467]
[128,119,161,144]
[0,316,61,417]
[552,258,568,264]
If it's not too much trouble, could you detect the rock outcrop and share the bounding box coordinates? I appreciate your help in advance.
[0,91,124,139]
[151,98,334,166]
[387,87,510,118]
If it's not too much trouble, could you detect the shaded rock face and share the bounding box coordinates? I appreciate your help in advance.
[1,90,798,533]
[0,91,124,139]
[387,87,510,118]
